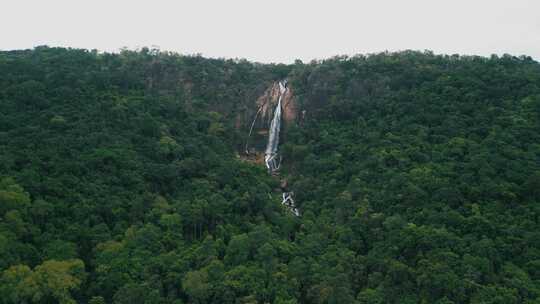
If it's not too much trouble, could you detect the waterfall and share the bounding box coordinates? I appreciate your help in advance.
[245,80,300,216]
[265,81,300,216]
[282,192,300,216]
[265,81,287,172]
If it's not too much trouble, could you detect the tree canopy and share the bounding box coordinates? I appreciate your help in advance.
[0,47,539,303]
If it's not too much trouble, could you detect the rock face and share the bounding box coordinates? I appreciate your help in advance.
[243,81,298,156]
[256,81,297,125]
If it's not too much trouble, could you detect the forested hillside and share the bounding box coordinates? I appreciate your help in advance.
[1,47,539,303]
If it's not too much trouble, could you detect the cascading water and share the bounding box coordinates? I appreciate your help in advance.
[244,80,299,216]
[282,192,300,216]
[264,81,286,172]
[265,80,300,216]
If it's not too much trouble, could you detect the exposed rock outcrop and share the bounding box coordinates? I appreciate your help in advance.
[256,81,297,125]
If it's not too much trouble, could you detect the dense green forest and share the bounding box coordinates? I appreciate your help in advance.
[0,47,539,303]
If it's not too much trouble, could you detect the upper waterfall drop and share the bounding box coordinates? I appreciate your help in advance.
[265,80,287,172]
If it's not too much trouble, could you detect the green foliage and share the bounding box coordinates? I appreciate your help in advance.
[0,47,539,303]
[0,259,85,304]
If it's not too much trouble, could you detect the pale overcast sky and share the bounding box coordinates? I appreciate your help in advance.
[2,0,540,63]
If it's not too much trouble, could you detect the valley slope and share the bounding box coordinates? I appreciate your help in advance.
[0,47,540,303]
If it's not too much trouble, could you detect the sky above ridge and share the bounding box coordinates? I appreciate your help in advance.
[2,0,540,63]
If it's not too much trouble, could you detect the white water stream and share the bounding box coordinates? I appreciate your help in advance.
[266,81,300,216]
[244,80,299,216]
[264,81,286,172]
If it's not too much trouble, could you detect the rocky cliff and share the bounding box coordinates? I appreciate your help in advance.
[242,81,298,157]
